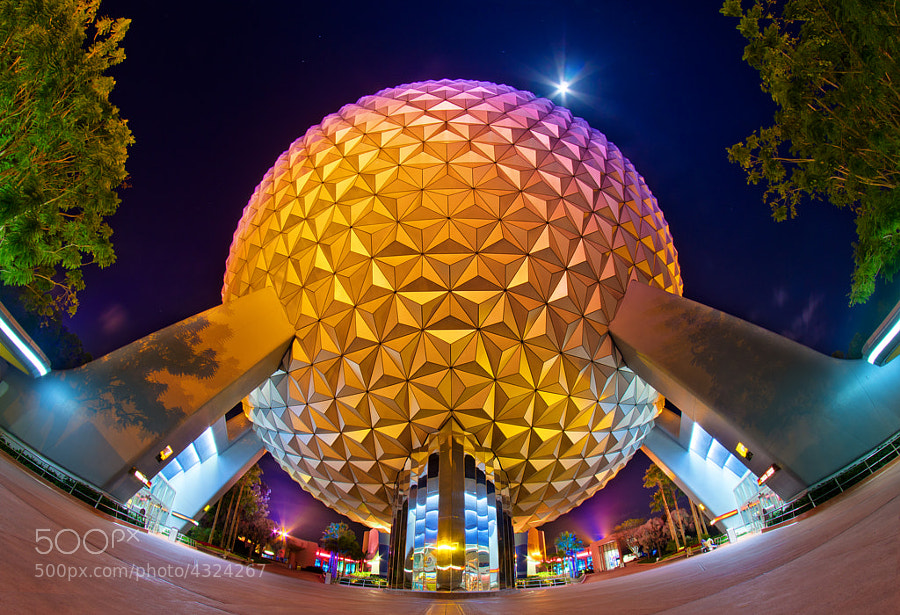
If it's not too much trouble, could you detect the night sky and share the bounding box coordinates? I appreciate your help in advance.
[62,1,897,544]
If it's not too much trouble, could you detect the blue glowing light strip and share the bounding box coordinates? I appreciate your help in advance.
[866,315,900,365]
[0,312,49,376]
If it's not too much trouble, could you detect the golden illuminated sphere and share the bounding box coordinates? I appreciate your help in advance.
[223,80,682,531]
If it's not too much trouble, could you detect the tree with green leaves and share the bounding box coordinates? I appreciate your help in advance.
[643,463,685,551]
[721,0,900,304]
[190,464,273,555]
[0,0,132,317]
[0,285,91,368]
[321,522,361,575]
[611,518,646,558]
[553,530,584,577]
[634,517,670,558]
[238,476,275,556]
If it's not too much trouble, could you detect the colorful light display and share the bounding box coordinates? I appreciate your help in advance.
[223,79,682,531]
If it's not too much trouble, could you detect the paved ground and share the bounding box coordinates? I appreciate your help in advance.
[1,451,897,614]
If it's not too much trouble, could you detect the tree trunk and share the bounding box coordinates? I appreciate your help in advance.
[658,482,680,550]
[227,482,246,552]
[208,498,222,544]
[669,486,688,552]
[219,490,237,548]
[689,498,703,540]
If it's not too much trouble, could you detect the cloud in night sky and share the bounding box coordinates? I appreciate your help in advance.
[782,294,825,347]
[99,304,129,337]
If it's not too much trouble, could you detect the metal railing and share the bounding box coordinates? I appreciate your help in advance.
[0,428,248,560]
[516,574,575,589]
[157,526,199,548]
[336,575,388,588]
[0,429,145,528]
[764,430,900,528]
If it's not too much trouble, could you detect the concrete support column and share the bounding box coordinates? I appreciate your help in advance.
[390,419,513,591]
[435,428,465,590]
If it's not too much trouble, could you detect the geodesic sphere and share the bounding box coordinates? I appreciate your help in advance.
[223,79,682,531]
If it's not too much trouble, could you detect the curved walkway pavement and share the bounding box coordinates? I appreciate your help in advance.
[1,451,897,614]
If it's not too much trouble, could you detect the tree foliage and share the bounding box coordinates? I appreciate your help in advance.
[321,522,361,560]
[643,463,684,549]
[239,475,275,553]
[553,530,584,576]
[648,482,683,516]
[721,0,900,303]
[190,464,274,555]
[634,517,670,556]
[553,530,584,556]
[0,0,132,316]
[0,285,91,368]
[611,518,646,557]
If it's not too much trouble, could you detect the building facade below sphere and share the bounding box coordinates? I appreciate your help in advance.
[386,418,514,591]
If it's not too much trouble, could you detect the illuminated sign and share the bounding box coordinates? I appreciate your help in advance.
[757,464,780,486]
[710,509,738,525]
[156,445,174,462]
[170,511,199,526]
[131,467,152,488]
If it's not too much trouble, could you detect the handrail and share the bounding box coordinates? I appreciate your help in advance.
[336,575,387,588]
[764,430,900,528]
[0,429,145,528]
[516,574,575,589]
